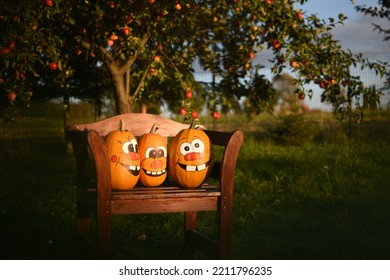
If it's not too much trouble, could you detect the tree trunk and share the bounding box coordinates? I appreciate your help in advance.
[111,70,134,114]
[95,96,102,121]
[141,103,147,113]
[99,33,149,115]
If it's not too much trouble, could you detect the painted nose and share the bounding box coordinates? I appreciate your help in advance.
[150,160,164,169]
[126,152,139,161]
[184,152,202,161]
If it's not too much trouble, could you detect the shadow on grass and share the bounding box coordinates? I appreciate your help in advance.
[0,137,79,259]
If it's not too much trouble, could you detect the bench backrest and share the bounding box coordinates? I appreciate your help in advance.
[67,113,244,193]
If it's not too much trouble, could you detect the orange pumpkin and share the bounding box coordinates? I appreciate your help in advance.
[169,120,213,188]
[138,123,167,187]
[106,120,140,190]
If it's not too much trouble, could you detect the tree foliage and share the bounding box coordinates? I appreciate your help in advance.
[0,0,387,122]
[356,0,390,96]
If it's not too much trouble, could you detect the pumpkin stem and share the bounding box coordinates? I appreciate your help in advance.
[119,119,125,132]
[189,118,199,129]
[150,122,160,134]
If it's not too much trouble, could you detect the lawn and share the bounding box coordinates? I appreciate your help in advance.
[0,111,389,259]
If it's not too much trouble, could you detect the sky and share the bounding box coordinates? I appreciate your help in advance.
[296,0,390,109]
[193,1,390,111]
[299,0,389,52]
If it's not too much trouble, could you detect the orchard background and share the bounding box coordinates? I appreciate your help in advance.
[1,0,390,259]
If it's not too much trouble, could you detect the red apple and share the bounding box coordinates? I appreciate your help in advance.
[8,41,16,49]
[185,88,192,99]
[298,92,305,100]
[290,61,298,68]
[45,0,53,7]
[212,111,221,119]
[272,40,281,49]
[149,67,158,76]
[8,92,17,102]
[179,107,186,115]
[107,39,114,46]
[297,11,303,20]
[48,62,58,71]
[122,27,130,35]
[191,111,198,119]
[1,47,11,54]
[153,55,160,62]
[249,52,255,60]
[110,34,118,41]
[148,0,155,3]
[341,80,349,87]
[319,80,331,89]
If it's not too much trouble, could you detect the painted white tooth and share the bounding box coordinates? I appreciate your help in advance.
[157,171,162,175]
[129,165,136,171]
[186,165,196,172]
[146,170,151,174]
[162,169,166,173]
[137,166,140,170]
[197,164,206,171]
[152,172,157,175]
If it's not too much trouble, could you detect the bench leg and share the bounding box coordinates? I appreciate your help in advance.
[76,202,95,258]
[218,195,233,259]
[96,202,112,259]
[185,211,197,232]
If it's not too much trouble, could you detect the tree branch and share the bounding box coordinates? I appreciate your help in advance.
[99,45,118,74]
[118,33,150,76]
[132,65,150,99]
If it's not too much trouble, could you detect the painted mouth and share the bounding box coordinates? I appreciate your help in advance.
[177,161,210,172]
[143,169,167,177]
[119,162,141,176]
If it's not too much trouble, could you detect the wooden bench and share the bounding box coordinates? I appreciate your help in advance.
[67,113,244,259]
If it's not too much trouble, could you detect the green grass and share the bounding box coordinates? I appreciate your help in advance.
[233,137,390,259]
[1,111,389,259]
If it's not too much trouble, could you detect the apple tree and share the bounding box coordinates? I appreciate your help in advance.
[1,0,387,122]
[356,0,390,94]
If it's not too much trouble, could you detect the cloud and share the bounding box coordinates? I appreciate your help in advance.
[332,14,390,52]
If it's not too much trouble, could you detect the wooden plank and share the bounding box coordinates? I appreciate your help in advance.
[69,113,201,137]
[112,190,220,200]
[111,197,218,214]
[111,185,220,200]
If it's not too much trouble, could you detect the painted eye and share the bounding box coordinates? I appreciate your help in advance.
[180,142,193,156]
[122,141,133,154]
[157,146,167,158]
[145,147,157,159]
[146,146,166,158]
[122,139,138,154]
[130,139,138,152]
[191,139,205,153]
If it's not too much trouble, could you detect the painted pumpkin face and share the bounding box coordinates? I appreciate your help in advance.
[169,127,213,188]
[138,127,167,187]
[106,121,140,190]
